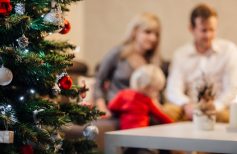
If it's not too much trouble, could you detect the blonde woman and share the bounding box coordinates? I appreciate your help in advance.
[93,12,162,118]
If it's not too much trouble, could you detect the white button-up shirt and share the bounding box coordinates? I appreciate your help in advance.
[166,39,237,110]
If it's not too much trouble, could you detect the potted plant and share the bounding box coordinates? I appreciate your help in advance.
[193,83,216,130]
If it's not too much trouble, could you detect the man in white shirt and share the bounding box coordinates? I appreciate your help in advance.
[166,3,237,122]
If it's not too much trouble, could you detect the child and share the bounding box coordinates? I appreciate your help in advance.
[108,64,173,130]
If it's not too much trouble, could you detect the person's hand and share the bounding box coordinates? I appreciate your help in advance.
[199,100,215,112]
[96,98,112,119]
[100,108,112,119]
[199,99,216,117]
[183,103,195,120]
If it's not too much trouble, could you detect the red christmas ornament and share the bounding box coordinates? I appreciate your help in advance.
[59,19,71,34]
[58,74,73,90]
[20,144,33,154]
[0,0,12,16]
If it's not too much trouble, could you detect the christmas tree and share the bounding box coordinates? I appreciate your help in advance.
[0,0,103,153]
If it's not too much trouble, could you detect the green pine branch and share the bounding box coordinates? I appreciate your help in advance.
[39,40,76,52]
[60,103,104,125]
[0,15,30,45]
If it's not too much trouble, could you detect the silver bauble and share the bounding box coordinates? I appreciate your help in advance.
[83,125,99,140]
[0,66,13,86]
[16,34,29,48]
[43,4,64,28]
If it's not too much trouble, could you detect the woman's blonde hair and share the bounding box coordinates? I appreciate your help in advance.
[123,12,161,45]
[120,12,161,64]
[130,64,165,91]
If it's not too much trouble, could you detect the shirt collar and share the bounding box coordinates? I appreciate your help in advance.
[188,39,221,57]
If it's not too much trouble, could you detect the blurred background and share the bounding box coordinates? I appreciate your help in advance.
[48,0,237,75]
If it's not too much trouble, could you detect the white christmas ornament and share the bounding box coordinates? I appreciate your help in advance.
[43,3,64,28]
[14,3,25,15]
[0,66,13,86]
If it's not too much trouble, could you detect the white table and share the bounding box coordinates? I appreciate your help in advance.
[105,122,237,154]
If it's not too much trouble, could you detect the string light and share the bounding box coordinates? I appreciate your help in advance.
[18,88,37,102]
[23,49,29,54]
[6,105,12,108]
[30,89,35,94]
[19,96,25,101]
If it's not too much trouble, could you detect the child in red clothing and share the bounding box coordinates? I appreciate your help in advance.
[108,65,173,130]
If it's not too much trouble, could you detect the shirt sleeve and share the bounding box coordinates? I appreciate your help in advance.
[166,52,190,106]
[148,99,173,123]
[108,91,124,112]
[93,46,121,101]
[214,44,237,110]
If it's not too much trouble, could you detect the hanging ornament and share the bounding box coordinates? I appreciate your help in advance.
[43,10,63,27]
[16,34,29,49]
[0,104,16,144]
[0,131,14,143]
[83,124,99,140]
[0,57,13,86]
[52,83,61,96]
[0,66,13,86]
[51,131,63,153]
[59,19,71,34]
[0,104,17,128]
[56,73,72,90]
[33,109,45,128]
[0,65,13,86]
[14,3,25,15]
[43,1,64,28]
[20,144,33,154]
[0,0,12,16]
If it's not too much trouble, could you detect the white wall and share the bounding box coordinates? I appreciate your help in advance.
[47,1,85,61]
[50,0,237,74]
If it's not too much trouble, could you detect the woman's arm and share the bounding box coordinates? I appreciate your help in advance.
[93,46,121,118]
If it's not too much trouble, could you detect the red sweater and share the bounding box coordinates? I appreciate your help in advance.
[108,89,173,130]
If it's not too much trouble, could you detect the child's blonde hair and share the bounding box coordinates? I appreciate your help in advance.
[130,65,165,91]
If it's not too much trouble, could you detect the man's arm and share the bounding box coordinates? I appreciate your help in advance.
[166,51,195,120]
[166,52,190,106]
